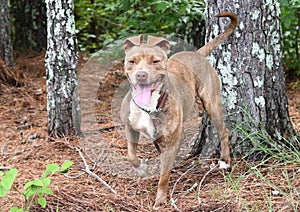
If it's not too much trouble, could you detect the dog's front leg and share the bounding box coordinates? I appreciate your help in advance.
[153,134,182,209]
[125,124,150,177]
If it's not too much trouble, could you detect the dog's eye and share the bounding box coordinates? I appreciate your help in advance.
[153,60,161,64]
[128,60,135,64]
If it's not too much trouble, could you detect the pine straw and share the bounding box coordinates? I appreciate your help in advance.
[2,139,299,211]
[0,56,22,86]
[0,52,300,211]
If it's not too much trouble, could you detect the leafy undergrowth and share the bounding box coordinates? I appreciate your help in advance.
[0,52,299,211]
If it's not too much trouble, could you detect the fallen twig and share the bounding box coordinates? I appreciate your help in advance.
[0,166,10,170]
[170,163,197,211]
[85,125,124,134]
[70,144,117,194]
[87,147,107,170]
[197,163,218,206]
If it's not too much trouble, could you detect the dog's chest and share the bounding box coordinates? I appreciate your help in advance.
[128,101,157,140]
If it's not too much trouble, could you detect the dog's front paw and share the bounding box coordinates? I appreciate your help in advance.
[153,191,167,210]
[218,160,230,169]
[135,159,150,177]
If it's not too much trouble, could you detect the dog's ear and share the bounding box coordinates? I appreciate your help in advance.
[124,35,144,51]
[147,35,170,53]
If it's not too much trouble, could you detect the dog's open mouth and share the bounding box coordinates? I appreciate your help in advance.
[133,80,161,107]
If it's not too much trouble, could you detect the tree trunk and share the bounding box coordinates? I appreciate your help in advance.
[13,0,47,51]
[192,0,297,160]
[45,0,80,138]
[0,0,14,69]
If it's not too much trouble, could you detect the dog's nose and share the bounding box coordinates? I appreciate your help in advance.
[136,71,148,82]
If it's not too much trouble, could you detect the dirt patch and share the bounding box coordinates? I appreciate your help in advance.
[0,52,299,211]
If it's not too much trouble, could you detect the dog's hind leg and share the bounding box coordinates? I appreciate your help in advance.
[199,88,230,166]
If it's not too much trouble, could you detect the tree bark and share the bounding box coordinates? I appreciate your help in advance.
[0,0,14,69]
[192,0,297,160]
[45,0,80,138]
[13,0,47,51]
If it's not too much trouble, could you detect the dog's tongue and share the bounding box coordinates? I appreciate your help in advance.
[134,84,152,107]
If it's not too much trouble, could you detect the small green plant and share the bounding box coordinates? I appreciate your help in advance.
[0,168,18,198]
[0,161,73,212]
[227,108,300,211]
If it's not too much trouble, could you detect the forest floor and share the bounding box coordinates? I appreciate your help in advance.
[1,51,299,212]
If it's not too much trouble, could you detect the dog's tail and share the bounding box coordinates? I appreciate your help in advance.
[197,12,238,57]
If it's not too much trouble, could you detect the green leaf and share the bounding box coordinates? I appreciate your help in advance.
[41,170,50,179]
[9,207,23,212]
[178,5,187,14]
[24,185,38,198]
[24,181,34,191]
[42,177,51,188]
[60,161,73,173]
[155,2,168,12]
[33,179,44,187]
[0,185,7,197]
[38,197,47,208]
[283,15,292,28]
[1,168,18,191]
[39,187,54,196]
[46,163,59,173]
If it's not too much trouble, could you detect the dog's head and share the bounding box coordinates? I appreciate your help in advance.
[124,35,170,107]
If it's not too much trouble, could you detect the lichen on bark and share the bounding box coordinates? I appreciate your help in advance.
[192,0,296,159]
[45,0,80,137]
